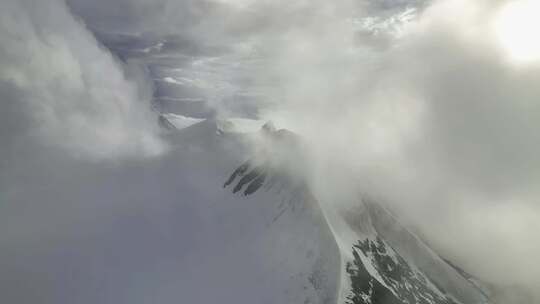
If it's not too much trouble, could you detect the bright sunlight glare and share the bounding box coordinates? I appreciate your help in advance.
[494,0,540,64]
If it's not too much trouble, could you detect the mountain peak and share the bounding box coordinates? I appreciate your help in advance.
[261,120,277,133]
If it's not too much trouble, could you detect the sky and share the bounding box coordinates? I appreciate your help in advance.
[1,0,539,303]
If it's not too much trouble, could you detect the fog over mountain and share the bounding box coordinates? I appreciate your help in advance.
[1,0,539,303]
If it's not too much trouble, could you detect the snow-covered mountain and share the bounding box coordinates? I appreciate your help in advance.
[161,115,492,304]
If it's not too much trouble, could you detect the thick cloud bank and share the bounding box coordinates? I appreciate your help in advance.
[0,0,163,162]
[1,0,539,303]
[253,0,540,300]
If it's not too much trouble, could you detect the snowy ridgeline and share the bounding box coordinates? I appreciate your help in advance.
[161,115,491,304]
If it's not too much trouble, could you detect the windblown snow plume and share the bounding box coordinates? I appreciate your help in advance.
[245,1,540,301]
[0,0,163,161]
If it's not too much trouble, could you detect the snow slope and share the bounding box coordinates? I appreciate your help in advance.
[177,116,492,304]
[2,113,490,304]
[164,117,342,304]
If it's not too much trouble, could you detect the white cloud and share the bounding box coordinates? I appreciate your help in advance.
[2,0,539,302]
[248,0,540,299]
[0,0,164,161]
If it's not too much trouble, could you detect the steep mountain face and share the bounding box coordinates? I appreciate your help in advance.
[363,202,490,304]
[1,116,341,304]
[346,237,457,304]
[222,158,341,304]
[161,117,342,304]
[189,117,492,304]
[341,220,490,304]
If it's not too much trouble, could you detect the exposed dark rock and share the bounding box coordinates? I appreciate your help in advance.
[347,238,460,304]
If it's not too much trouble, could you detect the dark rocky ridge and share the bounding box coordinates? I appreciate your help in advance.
[346,237,460,304]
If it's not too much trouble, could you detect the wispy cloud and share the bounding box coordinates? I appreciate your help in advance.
[0,0,164,162]
[1,0,539,302]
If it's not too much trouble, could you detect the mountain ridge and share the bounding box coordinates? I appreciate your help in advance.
[216,121,491,304]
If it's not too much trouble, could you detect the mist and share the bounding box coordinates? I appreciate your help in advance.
[253,0,540,301]
[1,0,539,303]
[252,0,540,299]
[0,0,164,163]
